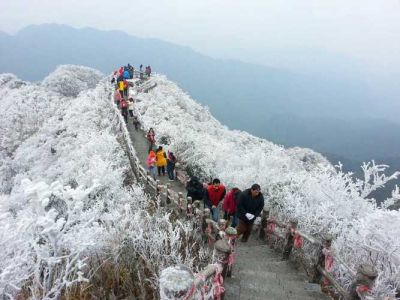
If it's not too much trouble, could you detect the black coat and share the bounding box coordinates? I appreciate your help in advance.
[237,189,265,223]
[186,177,204,201]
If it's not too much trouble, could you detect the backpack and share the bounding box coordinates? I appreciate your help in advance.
[121,100,128,108]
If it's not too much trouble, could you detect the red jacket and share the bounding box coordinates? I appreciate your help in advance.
[205,184,226,207]
[223,189,239,214]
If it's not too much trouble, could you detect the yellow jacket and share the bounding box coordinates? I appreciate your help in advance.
[156,150,167,167]
[118,81,124,91]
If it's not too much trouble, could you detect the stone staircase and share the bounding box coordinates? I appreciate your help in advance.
[224,238,329,300]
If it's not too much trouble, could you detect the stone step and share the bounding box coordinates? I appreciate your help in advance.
[239,285,289,300]
[234,255,283,267]
[237,269,308,283]
[242,274,326,299]
[235,243,280,254]
[239,281,328,300]
[224,271,322,300]
[235,259,303,275]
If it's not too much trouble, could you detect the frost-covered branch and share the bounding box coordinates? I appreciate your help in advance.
[358,160,400,199]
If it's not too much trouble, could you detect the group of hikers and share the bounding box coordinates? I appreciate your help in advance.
[146,143,177,181]
[111,63,152,83]
[112,64,178,182]
[187,178,265,242]
[112,63,152,125]
[145,127,178,181]
[112,64,264,243]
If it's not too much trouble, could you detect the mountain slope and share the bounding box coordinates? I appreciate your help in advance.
[0,67,204,298]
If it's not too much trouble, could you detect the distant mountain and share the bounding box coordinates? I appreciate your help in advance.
[1,24,399,188]
[0,24,373,118]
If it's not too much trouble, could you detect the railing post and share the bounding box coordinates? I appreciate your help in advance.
[157,181,165,206]
[225,227,237,278]
[156,180,161,194]
[215,219,227,241]
[312,234,332,284]
[166,183,171,205]
[186,204,193,219]
[178,192,183,214]
[283,218,298,260]
[159,265,194,300]
[193,200,201,212]
[206,219,215,246]
[146,170,150,184]
[218,219,227,232]
[186,196,192,217]
[212,239,231,299]
[259,207,270,240]
[265,218,276,247]
[349,264,378,300]
[213,239,231,280]
[202,208,211,237]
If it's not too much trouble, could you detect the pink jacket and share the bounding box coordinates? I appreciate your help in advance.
[146,153,156,167]
[114,91,122,101]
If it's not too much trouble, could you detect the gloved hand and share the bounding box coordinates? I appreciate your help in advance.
[245,213,255,220]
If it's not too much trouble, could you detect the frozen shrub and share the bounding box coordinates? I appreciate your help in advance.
[42,65,103,97]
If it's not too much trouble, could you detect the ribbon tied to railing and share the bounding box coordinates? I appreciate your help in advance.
[291,228,304,249]
[212,266,225,300]
[266,221,276,234]
[356,284,371,297]
[183,273,206,300]
[322,247,334,272]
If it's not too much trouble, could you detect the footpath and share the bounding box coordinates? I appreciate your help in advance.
[123,79,328,300]
[125,118,185,194]
[224,237,329,300]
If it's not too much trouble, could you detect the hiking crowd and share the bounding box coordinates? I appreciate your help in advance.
[187,178,265,243]
[113,64,178,182]
[112,64,265,243]
[112,63,152,125]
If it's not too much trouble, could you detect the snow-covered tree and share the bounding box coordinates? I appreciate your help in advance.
[41,65,103,97]
[0,67,208,299]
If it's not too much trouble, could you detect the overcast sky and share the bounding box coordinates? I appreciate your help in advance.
[1,0,400,74]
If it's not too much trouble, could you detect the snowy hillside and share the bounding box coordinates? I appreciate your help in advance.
[0,66,206,299]
[1,65,399,298]
[135,75,400,297]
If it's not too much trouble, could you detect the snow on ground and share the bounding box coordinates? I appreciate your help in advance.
[136,74,400,297]
[0,66,206,299]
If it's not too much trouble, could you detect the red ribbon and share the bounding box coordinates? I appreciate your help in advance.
[267,222,276,233]
[212,271,225,300]
[293,232,303,248]
[322,248,334,272]
[356,284,370,294]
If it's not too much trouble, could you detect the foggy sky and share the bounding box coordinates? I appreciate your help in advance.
[1,0,400,74]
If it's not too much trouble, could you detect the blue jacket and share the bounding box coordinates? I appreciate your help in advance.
[123,70,130,79]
